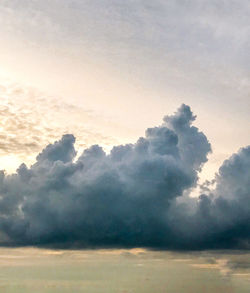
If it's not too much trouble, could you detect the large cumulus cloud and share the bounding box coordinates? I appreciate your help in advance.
[0,104,249,250]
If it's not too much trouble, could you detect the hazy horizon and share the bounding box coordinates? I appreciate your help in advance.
[0,248,249,292]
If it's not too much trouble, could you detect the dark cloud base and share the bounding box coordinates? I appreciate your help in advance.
[0,105,249,250]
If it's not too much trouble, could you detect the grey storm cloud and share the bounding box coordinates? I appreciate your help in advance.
[194,146,250,249]
[0,104,249,250]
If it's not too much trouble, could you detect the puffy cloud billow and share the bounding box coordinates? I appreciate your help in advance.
[0,104,249,250]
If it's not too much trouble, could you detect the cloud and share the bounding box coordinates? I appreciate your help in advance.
[0,104,210,248]
[195,146,250,248]
[0,104,249,250]
[166,145,250,249]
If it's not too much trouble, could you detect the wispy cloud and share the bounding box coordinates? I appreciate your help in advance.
[0,80,118,171]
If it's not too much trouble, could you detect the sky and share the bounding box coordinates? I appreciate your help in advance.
[0,1,249,250]
[0,0,249,179]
